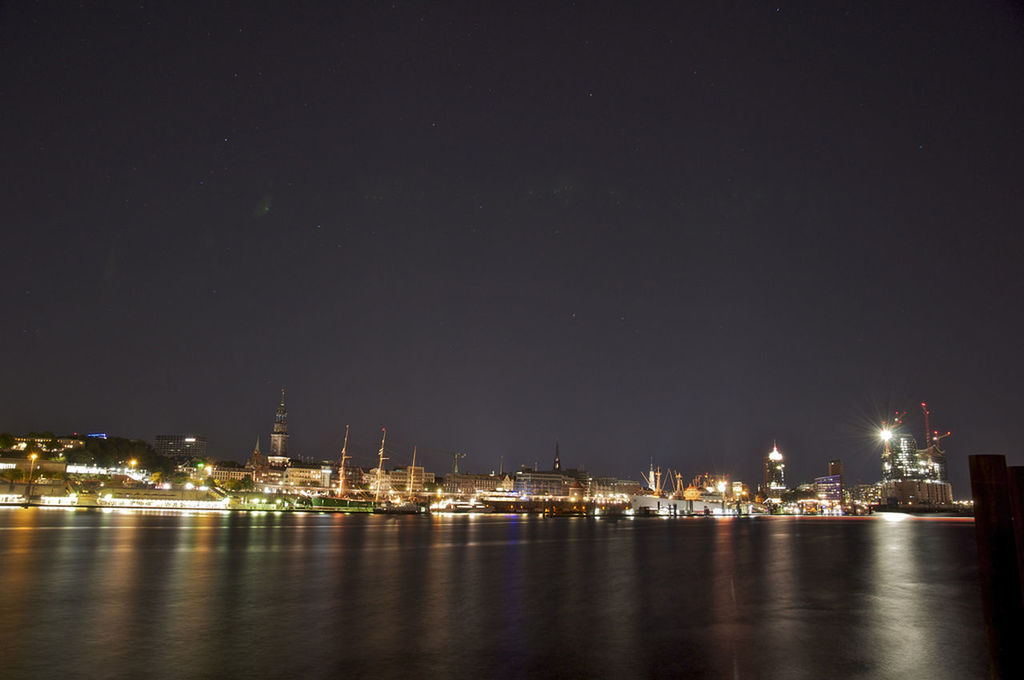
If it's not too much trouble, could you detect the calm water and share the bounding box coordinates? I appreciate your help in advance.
[0,508,987,679]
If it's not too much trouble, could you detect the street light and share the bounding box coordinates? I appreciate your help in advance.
[717,480,727,516]
[26,453,38,502]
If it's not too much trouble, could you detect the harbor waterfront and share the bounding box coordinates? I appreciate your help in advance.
[0,507,987,679]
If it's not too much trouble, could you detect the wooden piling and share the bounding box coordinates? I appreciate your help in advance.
[969,455,1024,678]
[1006,466,1024,607]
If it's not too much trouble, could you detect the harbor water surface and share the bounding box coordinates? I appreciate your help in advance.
[0,509,987,679]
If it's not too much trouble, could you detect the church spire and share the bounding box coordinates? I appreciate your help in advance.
[247,435,265,470]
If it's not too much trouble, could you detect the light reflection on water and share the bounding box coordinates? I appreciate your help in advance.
[0,509,986,679]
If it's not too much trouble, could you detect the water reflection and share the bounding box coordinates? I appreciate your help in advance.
[0,509,986,679]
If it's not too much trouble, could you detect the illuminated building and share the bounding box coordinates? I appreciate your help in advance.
[9,436,84,453]
[915,444,948,483]
[828,459,843,483]
[762,443,786,499]
[879,479,953,505]
[364,467,392,495]
[283,463,332,488]
[154,434,207,461]
[443,472,511,495]
[588,477,645,497]
[513,469,572,498]
[850,483,881,505]
[882,433,918,482]
[827,459,844,501]
[389,466,435,492]
[209,467,255,483]
[0,456,67,476]
[879,429,953,506]
[269,388,289,462]
[814,475,842,503]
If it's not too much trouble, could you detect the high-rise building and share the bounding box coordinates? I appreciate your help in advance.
[269,388,289,463]
[880,428,952,506]
[762,443,786,499]
[828,459,844,500]
[882,433,919,482]
[154,434,207,461]
[882,432,949,483]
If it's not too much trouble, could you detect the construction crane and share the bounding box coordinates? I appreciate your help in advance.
[451,452,466,474]
[921,402,931,447]
[922,402,952,445]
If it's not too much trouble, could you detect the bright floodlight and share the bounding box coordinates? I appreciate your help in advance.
[880,429,893,441]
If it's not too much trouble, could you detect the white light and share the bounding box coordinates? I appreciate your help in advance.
[880,429,892,441]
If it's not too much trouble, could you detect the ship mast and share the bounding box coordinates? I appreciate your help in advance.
[374,427,388,503]
[338,424,350,497]
[407,445,417,496]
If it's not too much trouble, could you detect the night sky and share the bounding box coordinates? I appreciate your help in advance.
[3,2,1022,493]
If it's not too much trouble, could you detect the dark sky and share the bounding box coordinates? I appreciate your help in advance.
[2,2,1022,493]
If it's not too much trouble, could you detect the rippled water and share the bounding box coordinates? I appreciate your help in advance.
[0,508,987,679]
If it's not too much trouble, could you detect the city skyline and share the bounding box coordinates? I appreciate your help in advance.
[3,3,1022,496]
[2,388,964,496]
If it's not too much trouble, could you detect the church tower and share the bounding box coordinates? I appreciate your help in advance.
[270,388,289,461]
[553,440,561,471]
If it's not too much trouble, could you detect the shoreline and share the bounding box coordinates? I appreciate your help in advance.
[0,501,974,520]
